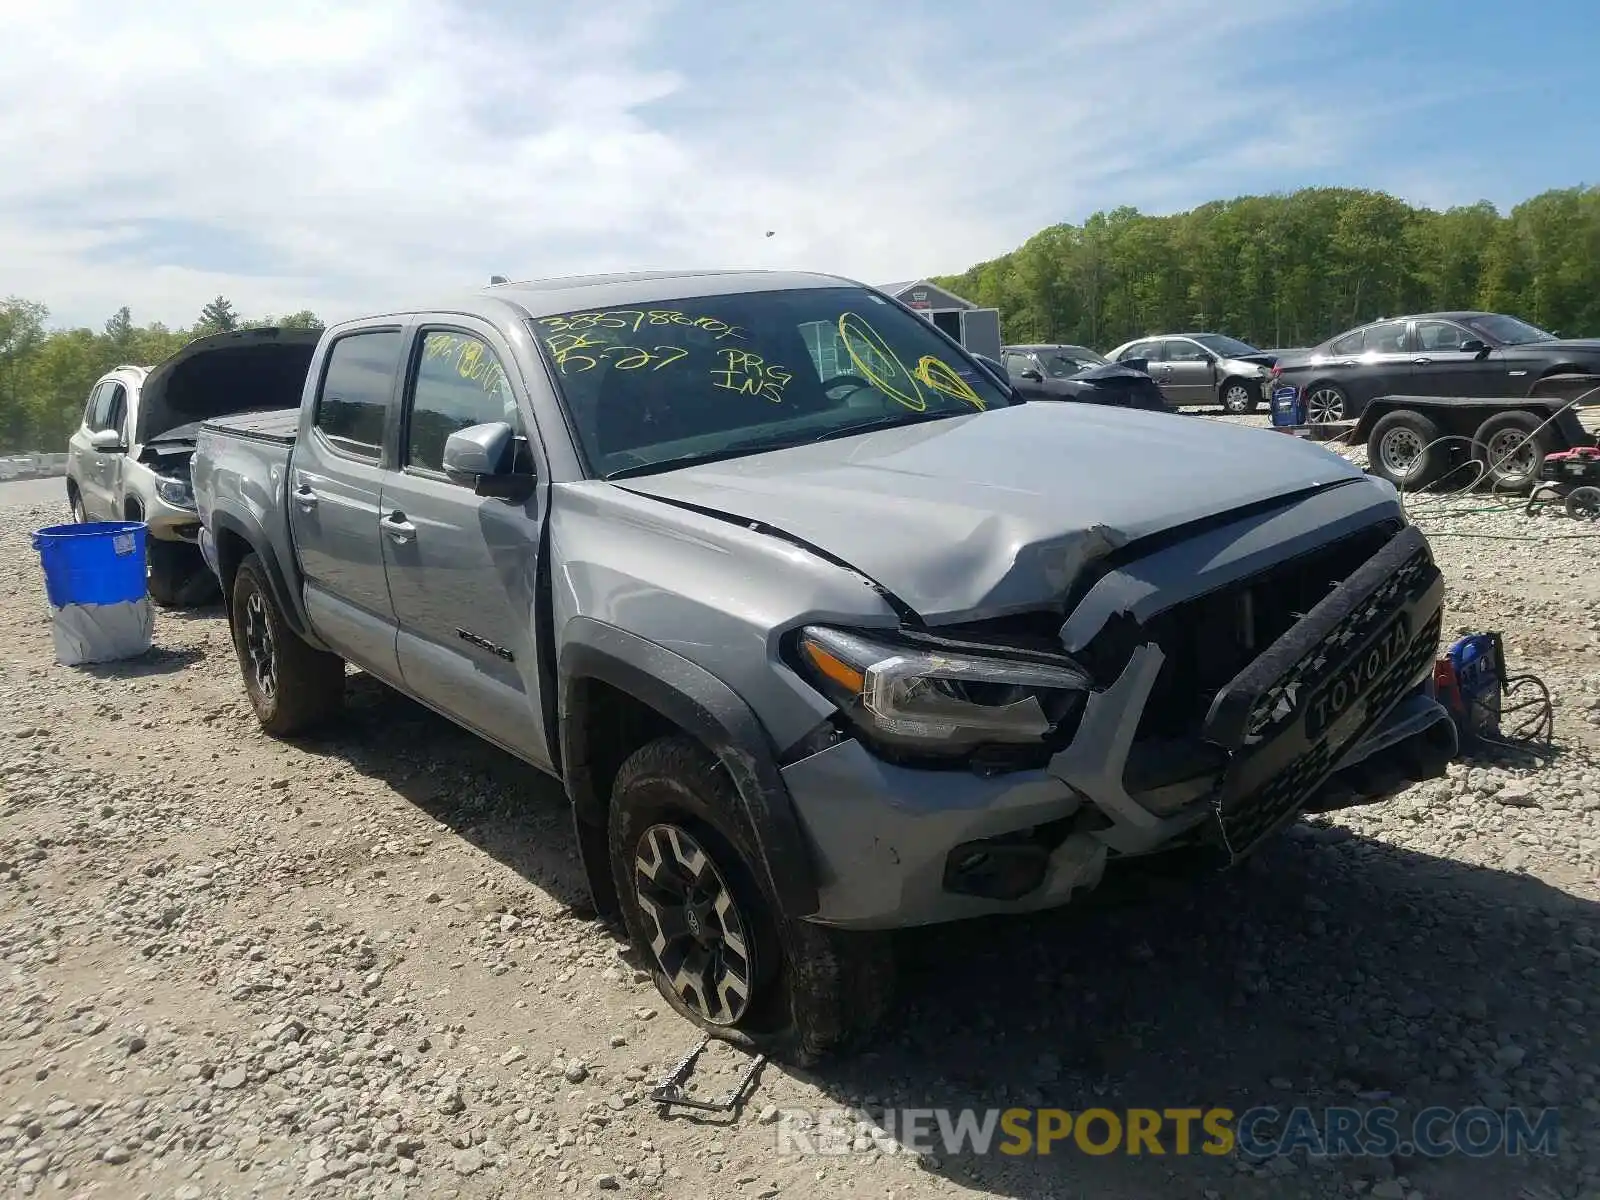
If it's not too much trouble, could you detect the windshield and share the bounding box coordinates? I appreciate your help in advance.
[1193,334,1262,357]
[1462,313,1556,346]
[1041,348,1106,377]
[534,286,1013,478]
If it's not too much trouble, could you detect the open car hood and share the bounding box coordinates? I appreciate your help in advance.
[136,327,321,446]
[615,402,1369,622]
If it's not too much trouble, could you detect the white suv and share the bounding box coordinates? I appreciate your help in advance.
[64,327,323,605]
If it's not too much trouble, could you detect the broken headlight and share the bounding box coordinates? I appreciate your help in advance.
[796,626,1093,757]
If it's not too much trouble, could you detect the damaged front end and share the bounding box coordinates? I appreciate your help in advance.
[782,506,1454,929]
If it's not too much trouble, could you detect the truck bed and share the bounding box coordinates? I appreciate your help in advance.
[201,407,299,445]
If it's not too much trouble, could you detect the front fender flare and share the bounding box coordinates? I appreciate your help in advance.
[559,618,820,919]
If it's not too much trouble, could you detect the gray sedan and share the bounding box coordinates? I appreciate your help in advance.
[1107,333,1277,413]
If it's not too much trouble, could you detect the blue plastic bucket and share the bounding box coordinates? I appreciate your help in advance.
[31,521,149,608]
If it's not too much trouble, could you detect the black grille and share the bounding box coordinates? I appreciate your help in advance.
[1213,608,1441,855]
[1079,519,1402,740]
[1202,524,1446,860]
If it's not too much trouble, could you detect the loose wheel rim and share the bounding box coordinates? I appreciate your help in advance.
[242,590,278,701]
[1306,387,1345,423]
[1379,427,1425,478]
[1487,429,1538,482]
[1223,384,1252,413]
[632,823,754,1026]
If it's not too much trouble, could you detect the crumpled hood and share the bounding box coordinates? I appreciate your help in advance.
[615,402,1369,622]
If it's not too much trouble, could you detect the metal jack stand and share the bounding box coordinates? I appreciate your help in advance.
[649,1035,766,1115]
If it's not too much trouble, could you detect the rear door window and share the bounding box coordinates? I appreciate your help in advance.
[313,330,404,460]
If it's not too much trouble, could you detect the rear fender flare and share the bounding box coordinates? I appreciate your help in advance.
[208,510,324,647]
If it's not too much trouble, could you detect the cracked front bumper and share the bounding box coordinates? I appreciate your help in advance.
[784,525,1451,930]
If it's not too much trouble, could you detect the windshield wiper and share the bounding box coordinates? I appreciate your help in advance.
[602,429,820,480]
[808,409,967,444]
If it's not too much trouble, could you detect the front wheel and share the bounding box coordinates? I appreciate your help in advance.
[609,736,893,1064]
[229,553,344,736]
[1220,378,1259,414]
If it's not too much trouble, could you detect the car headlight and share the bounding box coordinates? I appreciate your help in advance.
[154,476,195,508]
[796,625,1094,757]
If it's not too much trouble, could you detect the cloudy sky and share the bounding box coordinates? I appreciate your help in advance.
[1,0,1594,330]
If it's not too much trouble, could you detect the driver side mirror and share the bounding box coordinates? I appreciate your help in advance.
[1020,368,1044,383]
[1459,338,1490,357]
[87,428,125,453]
[1200,352,1218,365]
[442,421,536,501]
[1123,357,1149,374]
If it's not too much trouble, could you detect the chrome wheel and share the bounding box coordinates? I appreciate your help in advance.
[1378,427,1426,479]
[242,590,277,701]
[1222,383,1254,414]
[68,491,85,523]
[1305,386,1346,423]
[1486,429,1538,484]
[632,823,754,1026]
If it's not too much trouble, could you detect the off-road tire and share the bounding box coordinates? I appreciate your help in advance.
[609,736,893,1065]
[1367,409,1446,491]
[146,539,220,608]
[1473,410,1549,494]
[229,553,344,736]
[1220,377,1259,414]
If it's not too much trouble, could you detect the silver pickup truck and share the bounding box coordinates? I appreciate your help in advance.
[192,270,1457,1062]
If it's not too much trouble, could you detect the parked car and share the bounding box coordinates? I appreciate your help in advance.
[995,344,1172,412]
[192,270,1454,1062]
[1106,333,1277,413]
[64,328,321,605]
[1272,311,1600,425]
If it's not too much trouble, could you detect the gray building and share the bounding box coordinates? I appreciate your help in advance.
[878,280,1003,360]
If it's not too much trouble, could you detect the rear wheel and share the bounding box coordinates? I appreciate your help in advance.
[229,553,344,736]
[1473,410,1549,494]
[1305,383,1349,424]
[1367,409,1446,490]
[609,736,893,1064]
[1220,378,1259,414]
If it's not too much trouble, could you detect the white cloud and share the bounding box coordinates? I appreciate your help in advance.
[0,0,1409,329]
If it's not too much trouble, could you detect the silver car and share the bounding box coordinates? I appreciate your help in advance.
[65,328,321,605]
[1107,333,1277,413]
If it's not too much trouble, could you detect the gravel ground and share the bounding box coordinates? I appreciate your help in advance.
[1,414,1598,1200]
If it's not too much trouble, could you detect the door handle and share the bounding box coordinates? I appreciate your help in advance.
[1412,357,1432,365]
[293,484,319,510]
[380,512,416,543]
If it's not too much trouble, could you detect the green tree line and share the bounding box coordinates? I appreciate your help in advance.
[0,295,323,453]
[932,185,1600,353]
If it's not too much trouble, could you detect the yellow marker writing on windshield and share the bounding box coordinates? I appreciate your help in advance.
[837,313,925,412]
[915,356,986,410]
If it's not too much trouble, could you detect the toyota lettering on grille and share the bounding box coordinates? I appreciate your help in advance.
[1305,615,1410,739]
